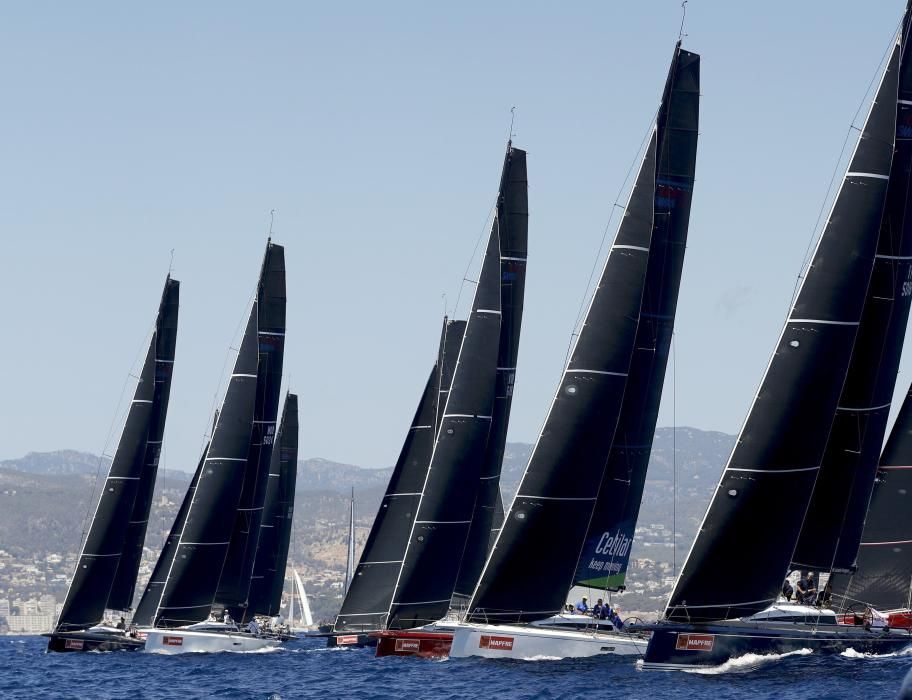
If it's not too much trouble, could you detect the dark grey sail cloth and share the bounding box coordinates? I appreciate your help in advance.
[216,242,286,621]
[453,144,529,601]
[386,225,502,630]
[488,490,505,555]
[333,319,465,633]
[833,382,912,610]
[132,446,206,627]
[574,45,699,592]
[666,45,898,624]
[793,15,912,574]
[247,393,299,617]
[465,123,663,625]
[55,336,158,631]
[109,276,180,612]
[154,303,259,628]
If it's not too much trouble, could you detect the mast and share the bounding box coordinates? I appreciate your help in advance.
[385,222,502,630]
[247,392,299,616]
[333,318,464,633]
[153,301,260,628]
[133,445,206,627]
[55,276,179,633]
[791,2,912,575]
[453,143,529,600]
[574,43,699,592]
[465,43,698,625]
[215,242,287,622]
[344,488,355,595]
[109,276,180,612]
[666,38,899,623]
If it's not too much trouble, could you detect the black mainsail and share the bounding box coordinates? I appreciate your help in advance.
[153,302,259,628]
[386,223,502,630]
[791,9,912,574]
[666,41,899,623]
[215,242,286,621]
[453,143,529,601]
[132,447,205,627]
[574,44,699,591]
[464,44,698,625]
[109,276,180,611]
[54,276,180,634]
[333,318,464,633]
[247,393,299,617]
[835,381,912,610]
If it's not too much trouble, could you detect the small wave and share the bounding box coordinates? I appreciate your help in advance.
[682,648,813,674]
[517,655,563,662]
[841,646,912,659]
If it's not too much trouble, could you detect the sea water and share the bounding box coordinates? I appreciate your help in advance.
[2,635,910,699]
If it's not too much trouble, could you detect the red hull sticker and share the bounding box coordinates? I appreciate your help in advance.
[479,635,515,651]
[64,639,84,650]
[394,638,421,653]
[675,633,714,652]
[163,636,184,646]
[335,635,359,645]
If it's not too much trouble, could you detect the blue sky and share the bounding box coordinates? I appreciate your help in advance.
[2,1,910,471]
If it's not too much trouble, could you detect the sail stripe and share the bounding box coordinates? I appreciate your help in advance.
[845,171,890,180]
[860,539,912,546]
[726,466,819,474]
[443,414,493,420]
[788,319,860,325]
[837,402,893,412]
[231,373,258,378]
[515,495,597,501]
[612,244,650,252]
[565,369,628,376]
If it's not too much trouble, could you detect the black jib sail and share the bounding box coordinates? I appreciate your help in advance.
[108,276,180,612]
[453,143,529,601]
[153,302,259,628]
[215,242,286,621]
[666,41,899,623]
[333,319,464,633]
[574,44,699,591]
[54,276,180,633]
[386,223,502,630]
[247,393,299,617]
[465,45,698,626]
[792,9,912,575]
[835,381,912,610]
[132,446,205,627]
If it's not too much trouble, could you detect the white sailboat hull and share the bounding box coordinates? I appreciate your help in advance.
[141,627,281,654]
[448,622,647,659]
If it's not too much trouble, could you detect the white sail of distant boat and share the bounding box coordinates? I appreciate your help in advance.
[293,569,314,627]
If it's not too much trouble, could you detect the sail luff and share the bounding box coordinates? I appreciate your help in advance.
[453,144,529,600]
[385,221,502,630]
[666,41,899,623]
[792,9,912,574]
[153,301,259,628]
[108,276,180,611]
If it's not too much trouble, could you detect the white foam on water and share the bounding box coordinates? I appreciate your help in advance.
[518,655,563,662]
[840,645,912,659]
[682,648,813,675]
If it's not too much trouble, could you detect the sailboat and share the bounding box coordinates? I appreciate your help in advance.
[288,568,315,631]
[639,2,912,670]
[450,39,700,661]
[831,379,912,628]
[140,241,292,654]
[330,143,527,653]
[46,275,179,653]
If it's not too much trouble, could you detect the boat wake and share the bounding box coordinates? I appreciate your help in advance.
[147,645,285,656]
[680,648,812,674]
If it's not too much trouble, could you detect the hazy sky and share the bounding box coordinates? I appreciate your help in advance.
[2,1,911,472]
